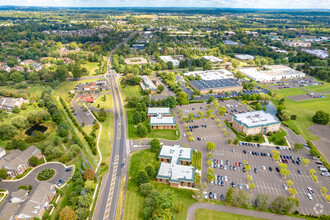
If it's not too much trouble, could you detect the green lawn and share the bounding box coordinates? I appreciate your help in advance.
[271,93,330,140]
[304,83,330,93]
[81,61,99,76]
[120,84,142,101]
[274,87,307,97]
[127,108,179,140]
[123,149,197,220]
[92,94,113,109]
[192,150,202,171]
[267,128,288,146]
[195,209,266,220]
[0,84,44,98]
[97,113,114,176]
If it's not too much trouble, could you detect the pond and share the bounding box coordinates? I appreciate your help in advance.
[261,101,277,115]
[25,124,48,136]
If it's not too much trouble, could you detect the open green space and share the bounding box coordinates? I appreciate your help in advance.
[267,128,288,146]
[304,83,330,93]
[271,93,330,140]
[274,87,307,97]
[192,150,202,170]
[195,209,266,220]
[37,169,55,181]
[123,149,197,220]
[97,113,114,176]
[120,84,142,101]
[81,61,99,76]
[127,108,179,140]
[92,94,113,109]
[0,84,44,98]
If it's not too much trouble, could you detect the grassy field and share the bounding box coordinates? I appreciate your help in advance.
[123,149,197,220]
[120,84,142,101]
[81,61,99,76]
[195,209,266,220]
[0,84,44,98]
[304,83,330,93]
[271,93,330,140]
[97,113,114,176]
[274,87,307,97]
[92,94,113,109]
[127,109,179,140]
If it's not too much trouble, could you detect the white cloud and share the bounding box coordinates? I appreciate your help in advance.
[0,0,329,9]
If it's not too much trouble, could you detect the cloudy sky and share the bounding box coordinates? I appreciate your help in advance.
[0,0,329,9]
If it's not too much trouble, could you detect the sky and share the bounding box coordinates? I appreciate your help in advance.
[0,0,329,9]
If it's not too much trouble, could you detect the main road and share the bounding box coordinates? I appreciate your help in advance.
[93,30,140,220]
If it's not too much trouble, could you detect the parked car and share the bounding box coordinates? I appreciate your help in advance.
[283,184,288,190]
[238,184,242,190]
[269,167,272,171]
[307,193,313,200]
[254,168,258,174]
[220,194,225,201]
[297,170,301,174]
[65,168,72,172]
[307,187,314,194]
[231,182,235,188]
[209,192,213,199]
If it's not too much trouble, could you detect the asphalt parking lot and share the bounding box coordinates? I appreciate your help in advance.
[72,95,95,126]
[264,76,322,90]
[207,144,330,215]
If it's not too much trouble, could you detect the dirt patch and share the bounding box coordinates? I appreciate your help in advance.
[308,124,330,163]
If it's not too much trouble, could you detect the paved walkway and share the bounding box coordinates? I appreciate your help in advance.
[187,203,305,220]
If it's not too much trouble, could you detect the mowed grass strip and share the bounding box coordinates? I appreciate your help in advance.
[120,84,142,101]
[305,83,330,93]
[195,208,266,220]
[274,87,307,97]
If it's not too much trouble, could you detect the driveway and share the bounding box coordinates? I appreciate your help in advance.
[0,162,73,211]
[187,203,304,220]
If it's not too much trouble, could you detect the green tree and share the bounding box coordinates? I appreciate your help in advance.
[207,168,215,182]
[165,96,176,109]
[271,196,296,215]
[59,206,77,220]
[0,169,7,179]
[139,183,154,197]
[12,105,21,113]
[150,138,161,152]
[137,170,149,186]
[226,186,235,204]
[294,143,304,152]
[11,116,29,130]
[312,111,330,125]
[206,142,216,151]
[145,164,155,178]
[0,124,18,140]
[28,156,39,167]
[256,102,262,110]
[158,84,165,93]
[137,123,148,137]
[255,193,269,211]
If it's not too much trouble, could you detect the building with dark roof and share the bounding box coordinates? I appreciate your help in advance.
[189,78,243,94]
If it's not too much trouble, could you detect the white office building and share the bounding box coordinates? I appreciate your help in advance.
[184,69,234,81]
[159,56,180,67]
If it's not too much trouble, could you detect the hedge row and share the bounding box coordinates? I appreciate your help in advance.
[59,98,97,155]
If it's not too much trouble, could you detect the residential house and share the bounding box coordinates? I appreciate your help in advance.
[0,97,29,111]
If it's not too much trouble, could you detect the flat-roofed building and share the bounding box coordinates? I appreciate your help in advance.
[184,69,234,81]
[147,107,171,119]
[283,40,311,48]
[235,54,255,60]
[150,116,176,129]
[223,40,239,46]
[159,56,180,67]
[301,49,328,60]
[232,110,281,136]
[156,145,195,188]
[140,75,158,94]
[202,56,223,63]
[124,57,148,65]
[0,97,28,111]
[240,65,306,82]
[189,78,243,94]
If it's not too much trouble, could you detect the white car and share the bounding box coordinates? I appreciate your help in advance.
[220,160,223,165]
[204,192,208,199]
[245,184,249,190]
[210,181,214,185]
[307,193,313,200]
[262,166,266,171]
[213,193,217,200]
[307,187,314,194]
[224,176,228,182]
[283,184,288,190]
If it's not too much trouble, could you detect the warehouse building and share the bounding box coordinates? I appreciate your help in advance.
[240,65,306,82]
[232,110,281,136]
[156,145,195,188]
[184,69,234,81]
[189,78,243,94]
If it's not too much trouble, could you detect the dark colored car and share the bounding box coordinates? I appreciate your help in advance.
[65,168,72,172]
[269,167,272,171]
